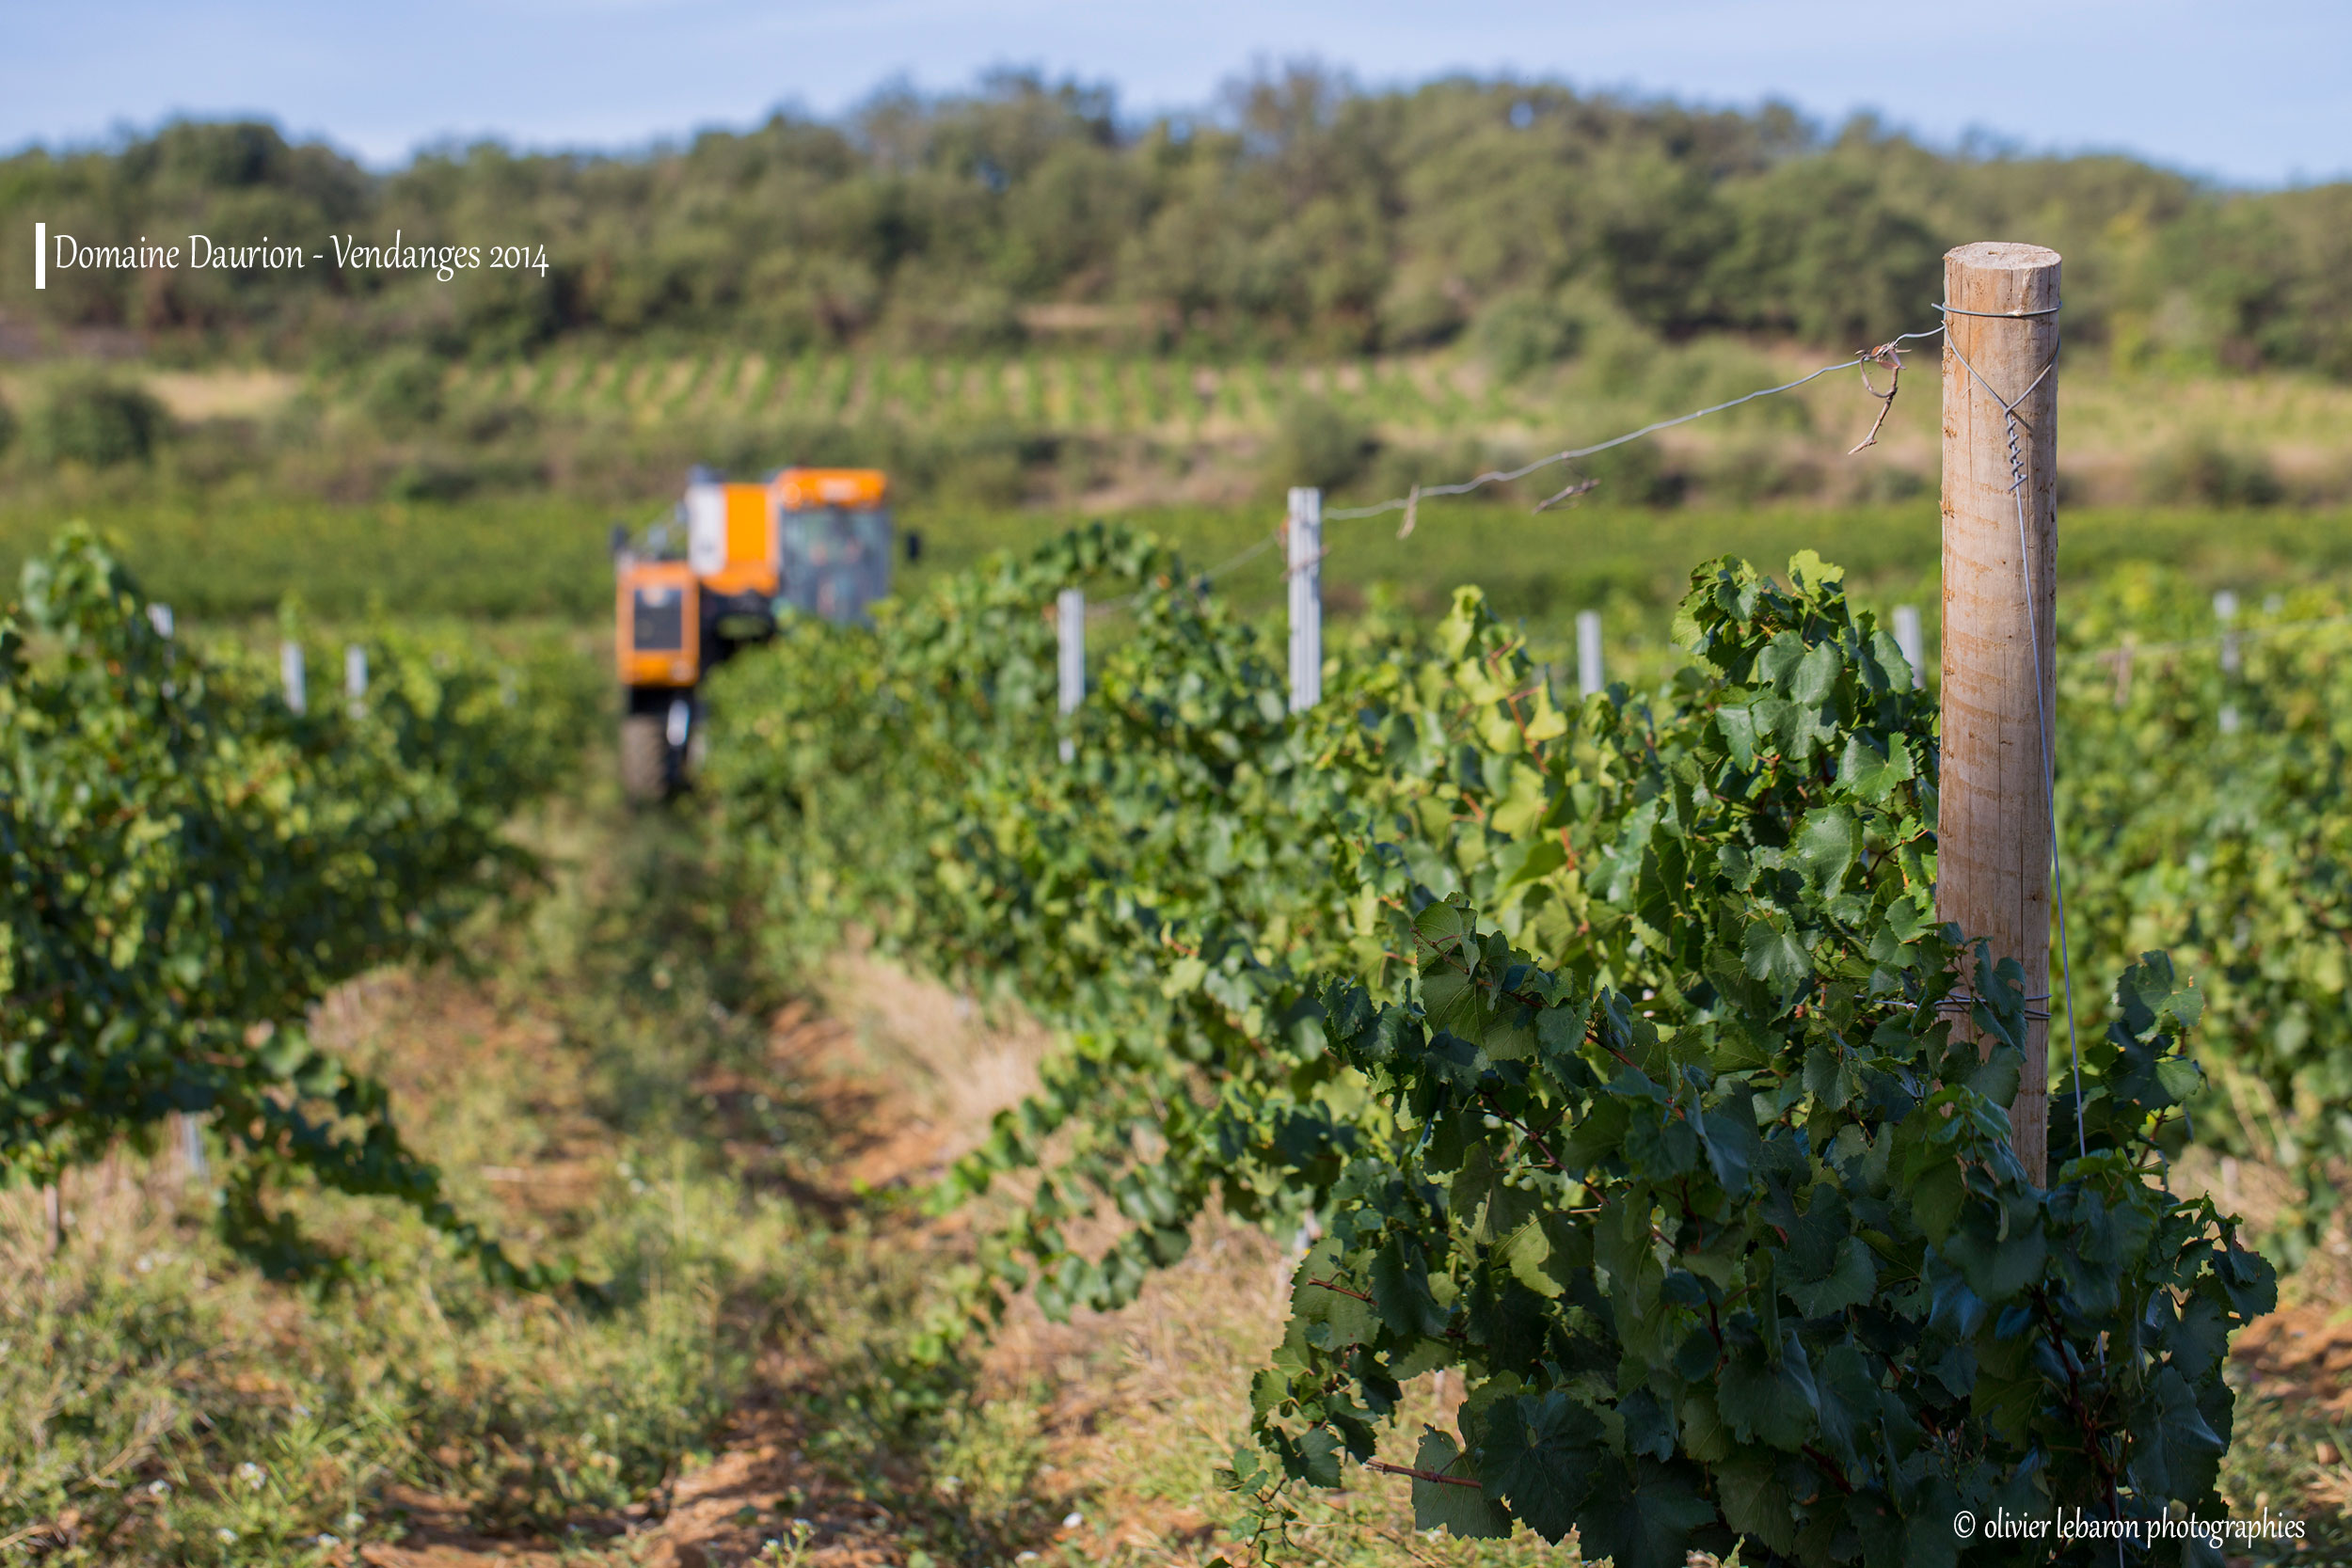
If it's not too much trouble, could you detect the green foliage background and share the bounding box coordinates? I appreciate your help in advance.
[5,69,2348,375]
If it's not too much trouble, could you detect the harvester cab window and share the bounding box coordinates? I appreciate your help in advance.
[632,584,685,651]
[783,507,861,566]
[778,504,892,625]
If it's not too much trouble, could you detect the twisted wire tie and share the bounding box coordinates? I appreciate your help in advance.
[1933,994,2054,1023]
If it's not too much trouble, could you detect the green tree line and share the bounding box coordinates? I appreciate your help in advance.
[5,65,2348,373]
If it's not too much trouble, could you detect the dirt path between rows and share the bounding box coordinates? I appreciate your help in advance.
[339,951,2352,1566]
[351,958,1291,1568]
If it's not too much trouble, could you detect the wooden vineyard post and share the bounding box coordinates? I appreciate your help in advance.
[1937,242,2061,1184]
[1288,486,1323,713]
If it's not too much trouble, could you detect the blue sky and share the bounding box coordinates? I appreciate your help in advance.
[3,1,2344,186]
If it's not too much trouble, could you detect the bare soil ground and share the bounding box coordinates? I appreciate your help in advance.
[339,953,1315,1568]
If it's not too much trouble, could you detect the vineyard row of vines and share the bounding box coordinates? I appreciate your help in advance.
[10,505,2347,1561]
[1,528,595,1286]
[692,521,2341,1566]
[354,347,1797,440]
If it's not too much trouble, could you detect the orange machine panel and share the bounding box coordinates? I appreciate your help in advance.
[702,483,781,596]
[771,467,888,511]
[617,561,699,687]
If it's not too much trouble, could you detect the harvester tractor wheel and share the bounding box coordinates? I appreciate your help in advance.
[620,714,669,801]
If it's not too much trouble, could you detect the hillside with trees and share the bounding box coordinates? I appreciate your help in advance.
[4,66,2349,375]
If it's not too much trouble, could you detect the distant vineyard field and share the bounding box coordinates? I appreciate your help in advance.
[400,351,1536,442]
[11,493,2352,657]
[358,345,2352,495]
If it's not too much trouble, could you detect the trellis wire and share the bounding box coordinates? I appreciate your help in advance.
[1097,322,1954,618]
[1325,326,1949,527]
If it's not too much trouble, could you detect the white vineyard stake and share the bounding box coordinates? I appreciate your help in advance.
[1577,610,1604,697]
[1893,604,1924,688]
[279,641,307,715]
[146,603,174,639]
[1057,587,1085,764]
[1287,486,1323,712]
[345,644,369,715]
[2216,590,2240,734]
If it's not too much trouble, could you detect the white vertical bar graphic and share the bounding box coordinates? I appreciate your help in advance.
[35,221,45,291]
[1057,587,1084,763]
[1287,486,1322,713]
[1893,604,1923,687]
[280,641,307,715]
[1577,610,1604,697]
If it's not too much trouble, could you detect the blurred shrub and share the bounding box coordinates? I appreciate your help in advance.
[1472,291,1582,381]
[0,391,15,458]
[459,402,539,444]
[2145,438,2283,506]
[1264,396,1375,493]
[933,425,1044,507]
[1581,438,1687,508]
[385,452,546,504]
[877,281,1026,355]
[1703,440,1825,505]
[366,351,448,432]
[31,375,169,467]
[388,457,480,503]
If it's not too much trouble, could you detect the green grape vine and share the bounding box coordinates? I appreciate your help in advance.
[703,527,2276,1562]
[1,527,588,1285]
[2057,569,2352,1261]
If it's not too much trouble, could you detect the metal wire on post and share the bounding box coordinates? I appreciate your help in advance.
[1323,328,1949,526]
[1089,324,1953,625]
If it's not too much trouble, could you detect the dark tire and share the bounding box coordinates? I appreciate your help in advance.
[620,714,668,801]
